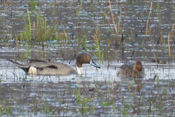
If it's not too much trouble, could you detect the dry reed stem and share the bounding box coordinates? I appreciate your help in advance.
[168,33,171,58]
[145,1,152,35]
[63,29,68,39]
[108,0,118,34]
[108,0,121,46]
[149,29,159,63]
[171,24,174,34]
[32,22,36,39]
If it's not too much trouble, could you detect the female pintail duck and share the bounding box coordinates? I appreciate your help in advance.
[117,61,145,78]
[9,53,100,75]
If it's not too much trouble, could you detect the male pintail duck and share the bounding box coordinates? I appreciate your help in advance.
[9,53,100,75]
[117,61,145,78]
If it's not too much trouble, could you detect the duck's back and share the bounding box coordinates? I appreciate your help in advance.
[117,63,134,78]
[117,62,145,78]
[29,61,76,75]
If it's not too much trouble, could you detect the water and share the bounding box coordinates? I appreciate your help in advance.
[0,0,175,116]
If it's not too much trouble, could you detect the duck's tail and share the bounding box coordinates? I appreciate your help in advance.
[8,59,30,73]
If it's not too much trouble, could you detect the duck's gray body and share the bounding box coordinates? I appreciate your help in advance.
[10,59,76,75]
[9,52,100,76]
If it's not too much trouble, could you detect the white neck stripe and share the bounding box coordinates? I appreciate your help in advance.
[76,65,83,75]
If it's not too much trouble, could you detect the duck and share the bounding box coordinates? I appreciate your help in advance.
[117,61,145,78]
[9,52,100,75]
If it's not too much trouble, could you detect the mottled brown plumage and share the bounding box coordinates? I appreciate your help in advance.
[117,61,145,78]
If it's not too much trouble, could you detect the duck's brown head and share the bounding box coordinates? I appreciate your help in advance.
[133,61,143,72]
[132,61,143,78]
[76,52,100,75]
[76,52,100,68]
[76,53,91,67]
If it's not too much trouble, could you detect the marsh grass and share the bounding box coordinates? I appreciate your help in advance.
[0,77,174,116]
[80,35,87,50]
[0,38,9,46]
[130,0,135,4]
[168,33,172,59]
[92,30,104,62]
[0,100,12,115]
[1,0,10,6]
[102,0,123,47]
[75,89,96,115]
[43,101,51,114]
[16,10,65,45]
[29,0,37,11]
[145,1,153,35]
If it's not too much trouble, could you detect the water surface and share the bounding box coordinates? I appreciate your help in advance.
[0,0,175,116]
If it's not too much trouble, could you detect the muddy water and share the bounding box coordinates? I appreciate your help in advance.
[0,0,175,116]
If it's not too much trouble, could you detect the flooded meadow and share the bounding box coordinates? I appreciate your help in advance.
[0,0,175,116]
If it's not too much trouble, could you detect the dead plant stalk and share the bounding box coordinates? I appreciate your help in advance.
[145,1,152,35]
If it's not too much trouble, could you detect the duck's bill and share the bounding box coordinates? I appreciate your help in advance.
[90,60,101,68]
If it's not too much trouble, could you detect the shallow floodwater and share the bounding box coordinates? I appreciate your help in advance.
[0,0,175,116]
[0,59,175,116]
